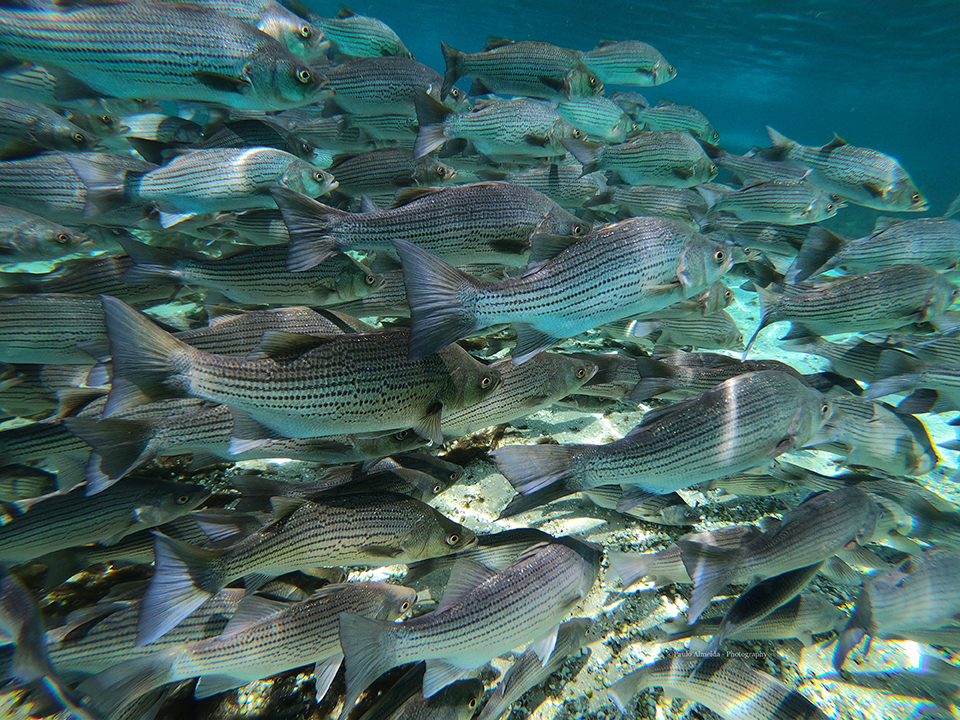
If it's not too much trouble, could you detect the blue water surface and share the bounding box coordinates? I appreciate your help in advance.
[308,0,960,215]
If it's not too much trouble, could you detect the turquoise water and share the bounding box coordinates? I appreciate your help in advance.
[321,0,960,213]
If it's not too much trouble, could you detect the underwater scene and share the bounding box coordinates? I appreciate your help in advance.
[0,0,959,719]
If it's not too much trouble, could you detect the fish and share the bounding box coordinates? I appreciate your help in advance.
[86,582,417,716]
[0,466,58,502]
[0,293,106,365]
[338,534,600,715]
[415,94,582,159]
[354,663,483,720]
[834,549,960,670]
[0,206,89,262]
[789,217,960,282]
[69,147,337,228]
[327,147,458,197]
[633,99,718,142]
[137,492,474,645]
[556,96,635,143]
[0,362,106,422]
[0,97,98,159]
[100,296,499,444]
[579,40,676,86]
[476,618,595,720]
[0,1,324,109]
[319,57,462,116]
[703,143,809,185]
[0,478,209,562]
[475,164,608,208]
[119,239,381,306]
[697,180,844,225]
[679,486,880,622]
[193,117,330,164]
[494,371,832,516]
[396,216,732,364]
[441,353,597,437]
[583,487,702,525]
[313,6,412,59]
[764,127,927,211]
[607,310,744,351]
[745,264,959,356]
[584,184,708,227]
[440,38,602,100]
[274,181,587,270]
[608,655,830,719]
[564,131,717,187]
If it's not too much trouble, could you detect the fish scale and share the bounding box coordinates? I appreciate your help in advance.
[0,293,105,364]
[320,57,448,115]
[0,2,320,109]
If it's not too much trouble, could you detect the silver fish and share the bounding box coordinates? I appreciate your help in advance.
[0,97,98,159]
[698,180,844,225]
[633,99,717,142]
[313,7,411,59]
[579,40,675,86]
[0,205,89,262]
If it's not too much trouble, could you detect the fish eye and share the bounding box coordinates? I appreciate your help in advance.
[451,88,464,101]
[70,131,84,144]
[576,367,586,378]
[912,192,922,202]
[449,471,458,481]
[297,68,312,84]
[400,600,410,612]
[364,273,377,285]
[299,24,311,38]
[572,128,584,139]
[480,376,492,388]
[313,171,325,182]
[446,533,459,546]
[820,403,830,416]
[99,115,113,127]
[55,232,70,244]
[468,698,478,709]
[394,430,409,440]
[176,494,191,505]
[571,223,583,235]
[589,76,598,87]
[714,249,726,263]
[301,142,311,154]
[433,483,443,494]
[724,290,733,300]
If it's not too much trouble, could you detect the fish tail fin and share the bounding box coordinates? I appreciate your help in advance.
[439,41,462,98]
[608,550,658,590]
[393,238,482,361]
[787,226,847,283]
[136,533,226,647]
[742,283,780,358]
[677,540,742,623]
[100,296,194,417]
[61,417,155,494]
[627,357,678,402]
[413,91,453,158]
[116,236,184,285]
[695,185,723,211]
[65,154,139,219]
[560,137,600,173]
[271,186,345,271]
[607,664,655,713]
[833,590,872,671]
[865,349,924,399]
[80,650,176,718]
[492,444,583,516]
[338,612,397,720]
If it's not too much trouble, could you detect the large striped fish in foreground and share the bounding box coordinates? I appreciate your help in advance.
[100,296,499,444]
[494,371,832,517]
[764,127,927,211]
[396,216,732,364]
[0,1,324,109]
[608,655,830,720]
[339,535,600,717]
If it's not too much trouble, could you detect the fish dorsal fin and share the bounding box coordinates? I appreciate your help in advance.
[527,234,583,267]
[873,216,904,232]
[269,495,309,521]
[655,99,675,107]
[483,36,515,50]
[335,5,357,18]
[435,558,499,612]
[389,186,446,208]
[822,134,848,152]
[314,653,344,701]
[423,660,475,698]
[220,593,291,637]
[359,194,380,213]
[247,330,336,360]
[596,39,619,47]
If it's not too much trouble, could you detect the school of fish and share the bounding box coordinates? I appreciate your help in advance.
[0,2,958,720]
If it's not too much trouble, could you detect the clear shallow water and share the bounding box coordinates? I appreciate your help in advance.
[309,0,960,213]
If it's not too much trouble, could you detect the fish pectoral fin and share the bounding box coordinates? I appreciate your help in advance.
[523,133,551,147]
[672,166,695,179]
[221,593,291,637]
[537,75,566,93]
[423,659,475,699]
[415,403,444,446]
[314,653,343,702]
[194,70,252,94]
[512,324,558,364]
[529,624,560,667]
[863,180,888,199]
[435,558,499,612]
[194,674,248,699]
[157,209,197,228]
[359,544,404,558]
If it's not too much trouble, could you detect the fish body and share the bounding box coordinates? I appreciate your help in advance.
[0,1,323,109]
[358,667,482,720]
[275,181,586,270]
[766,127,927,211]
[415,95,580,159]
[633,100,717,142]
[328,147,457,197]
[611,310,744,351]
[397,216,732,364]
[0,479,209,562]
[564,132,716,187]
[479,164,608,208]
[321,57,455,116]
[579,40,675,86]
[0,97,97,159]
[0,205,88,261]
[339,535,600,712]
[609,655,829,719]
[441,39,602,100]
[441,353,597,436]
[556,96,634,143]
[495,371,832,516]
[698,180,844,225]
[0,293,105,365]
[137,493,472,645]
[101,297,500,443]
[314,7,411,59]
